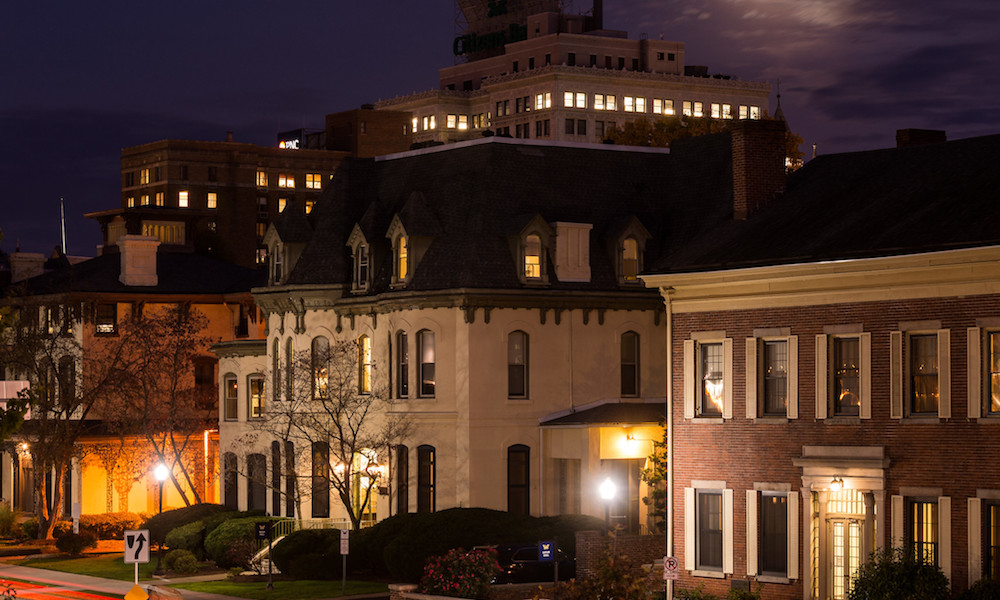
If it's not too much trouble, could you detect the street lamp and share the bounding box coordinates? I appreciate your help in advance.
[153,463,169,575]
[599,477,616,533]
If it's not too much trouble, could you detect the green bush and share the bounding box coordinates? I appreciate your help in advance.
[165,520,207,560]
[270,529,342,579]
[0,502,18,538]
[202,509,265,539]
[204,516,277,569]
[419,548,500,599]
[55,531,98,556]
[20,518,72,540]
[141,503,232,544]
[79,513,146,539]
[848,547,949,600]
[165,548,200,575]
[960,578,1000,600]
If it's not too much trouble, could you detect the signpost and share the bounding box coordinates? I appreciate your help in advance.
[256,521,274,590]
[664,555,679,600]
[124,529,150,594]
[340,529,350,595]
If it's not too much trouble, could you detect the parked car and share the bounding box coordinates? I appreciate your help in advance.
[491,543,576,584]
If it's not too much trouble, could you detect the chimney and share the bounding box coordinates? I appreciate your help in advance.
[226,130,234,142]
[731,119,787,220]
[552,222,592,282]
[896,129,946,148]
[119,235,160,287]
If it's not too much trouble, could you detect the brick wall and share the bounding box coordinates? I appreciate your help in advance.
[576,530,667,582]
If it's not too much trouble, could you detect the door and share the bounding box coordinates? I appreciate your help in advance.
[828,518,861,600]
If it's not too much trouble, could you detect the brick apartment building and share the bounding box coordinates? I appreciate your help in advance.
[642,130,1000,598]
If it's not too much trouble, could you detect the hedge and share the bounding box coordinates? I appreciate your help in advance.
[142,503,233,544]
[270,529,342,580]
[204,516,278,569]
[165,520,207,560]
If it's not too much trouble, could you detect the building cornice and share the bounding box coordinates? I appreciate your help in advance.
[211,339,267,358]
[643,245,1000,313]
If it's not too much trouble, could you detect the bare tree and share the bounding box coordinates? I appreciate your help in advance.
[235,336,409,529]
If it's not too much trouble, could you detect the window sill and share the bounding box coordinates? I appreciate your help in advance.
[506,397,531,403]
[824,416,861,424]
[899,416,944,424]
[690,417,724,424]
[692,569,726,579]
[756,575,791,584]
[753,417,788,424]
[974,417,1000,423]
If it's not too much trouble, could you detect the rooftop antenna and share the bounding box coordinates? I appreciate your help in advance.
[60,198,67,255]
[774,78,786,123]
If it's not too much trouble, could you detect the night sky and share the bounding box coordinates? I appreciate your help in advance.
[3,0,998,257]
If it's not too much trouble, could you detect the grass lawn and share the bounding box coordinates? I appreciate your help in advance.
[173,579,388,599]
[16,553,164,581]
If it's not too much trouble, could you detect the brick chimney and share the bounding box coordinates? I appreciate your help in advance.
[119,235,160,287]
[731,119,787,220]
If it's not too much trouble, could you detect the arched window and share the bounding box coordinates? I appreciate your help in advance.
[508,331,528,398]
[524,234,541,279]
[358,335,372,394]
[223,452,238,509]
[621,331,640,397]
[396,444,409,514]
[285,338,294,400]
[418,330,435,397]
[223,374,238,420]
[248,374,264,419]
[396,331,409,398]
[247,453,267,512]
[312,441,330,518]
[622,237,639,281]
[396,235,409,282]
[285,441,296,517]
[507,445,530,515]
[417,444,436,513]
[272,338,280,402]
[312,336,330,399]
[271,441,282,516]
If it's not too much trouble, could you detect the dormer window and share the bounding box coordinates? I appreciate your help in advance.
[524,234,542,279]
[622,237,639,281]
[272,244,283,284]
[396,235,409,282]
[356,244,369,290]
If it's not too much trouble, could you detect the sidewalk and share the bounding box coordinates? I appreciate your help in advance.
[0,562,242,600]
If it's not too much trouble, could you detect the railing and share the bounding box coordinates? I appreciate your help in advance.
[263,517,377,550]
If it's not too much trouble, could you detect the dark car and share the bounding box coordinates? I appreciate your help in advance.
[491,543,576,584]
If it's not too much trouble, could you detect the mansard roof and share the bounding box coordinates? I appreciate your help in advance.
[285,136,735,292]
[650,133,1000,274]
[3,250,266,298]
[271,198,313,244]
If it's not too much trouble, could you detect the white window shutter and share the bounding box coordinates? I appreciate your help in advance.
[787,491,799,580]
[723,488,734,574]
[684,488,695,571]
[939,496,952,584]
[860,333,872,419]
[746,338,758,419]
[815,335,828,419]
[939,329,951,419]
[723,338,733,420]
[969,497,982,588]
[968,328,982,419]
[891,495,904,549]
[890,332,903,419]
[684,340,695,419]
[788,335,799,419]
[746,490,758,575]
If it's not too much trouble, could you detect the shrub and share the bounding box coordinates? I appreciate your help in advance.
[79,512,146,539]
[960,578,1000,600]
[164,549,200,575]
[141,503,232,544]
[21,518,72,540]
[165,520,207,560]
[225,537,262,573]
[0,502,18,538]
[204,516,276,569]
[847,547,949,600]
[419,548,500,599]
[55,531,98,556]
[271,529,341,580]
[202,509,265,539]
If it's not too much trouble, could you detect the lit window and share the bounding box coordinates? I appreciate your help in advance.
[412,117,419,132]
[722,104,732,119]
[256,171,268,187]
[595,94,606,111]
[140,168,149,184]
[750,106,761,119]
[711,103,721,119]
[683,101,692,117]
[207,192,217,209]
[358,335,372,394]
[458,115,468,130]
[984,502,1000,579]
[155,192,164,206]
[312,336,329,399]
[635,97,646,113]
[909,499,939,565]
[127,196,135,208]
[622,237,639,281]
[816,332,871,419]
[624,96,635,112]
[248,375,264,419]
[653,98,662,114]
[278,174,295,188]
[761,340,789,416]
[534,92,551,110]
[224,375,238,420]
[833,337,860,416]
[694,102,704,118]
[306,173,322,189]
[305,200,314,214]
[576,92,586,108]
[910,334,939,414]
[621,331,639,397]
[563,91,574,107]
[178,190,189,208]
[663,99,675,115]
[95,304,117,335]
[418,330,435,397]
[278,198,287,213]
[739,105,749,120]
[141,194,150,206]
[396,331,409,398]
[508,331,528,398]
[986,331,1000,416]
[396,235,408,282]
[606,95,616,111]
[524,234,541,279]
[447,114,457,129]
[890,329,950,419]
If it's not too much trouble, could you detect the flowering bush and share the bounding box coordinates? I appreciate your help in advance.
[420,547,501,599]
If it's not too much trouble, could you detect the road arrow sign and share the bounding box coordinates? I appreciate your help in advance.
[124,529,150,564]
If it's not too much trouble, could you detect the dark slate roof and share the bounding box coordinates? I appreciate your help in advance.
[286,136,736,292]
[649,134,1000,273]
[540,401,666,426]
[273,198,313,244]
[3,250,266,297]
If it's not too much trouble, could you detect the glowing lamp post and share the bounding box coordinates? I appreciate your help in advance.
[599,477,617,533]
[153,463,169,575]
